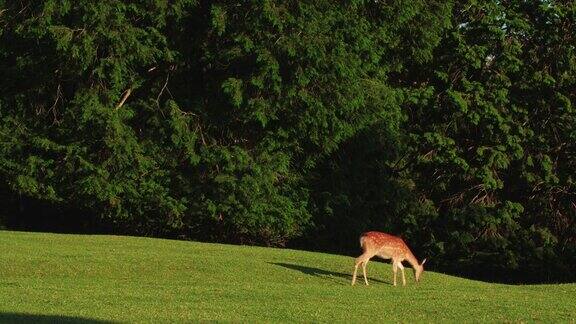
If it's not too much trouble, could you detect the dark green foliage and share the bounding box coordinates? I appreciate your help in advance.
[0,0,442,245]
[411,0,576,281]
[0,0,574,282]
[307,0,576,282]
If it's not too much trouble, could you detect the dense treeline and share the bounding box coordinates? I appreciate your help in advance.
[1,1,574,282]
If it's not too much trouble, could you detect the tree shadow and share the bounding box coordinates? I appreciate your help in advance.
[270,262,389,285]
[0,313,116,324]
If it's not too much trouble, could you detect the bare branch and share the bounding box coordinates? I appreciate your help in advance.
[115,88,132,110]
[156,74,170,110]
[49,84,63,124]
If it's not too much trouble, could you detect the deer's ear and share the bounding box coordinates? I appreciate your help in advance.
[421,258,427,266]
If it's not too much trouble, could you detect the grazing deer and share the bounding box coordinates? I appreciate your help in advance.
[351,231,426,286]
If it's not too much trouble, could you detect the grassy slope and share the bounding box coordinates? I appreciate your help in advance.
[0,231,574,323]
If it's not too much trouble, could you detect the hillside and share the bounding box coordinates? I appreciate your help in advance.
[0,231,574,323]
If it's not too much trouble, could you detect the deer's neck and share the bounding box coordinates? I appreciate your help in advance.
[405,250,420,268]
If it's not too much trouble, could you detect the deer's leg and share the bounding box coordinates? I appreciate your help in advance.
[352,259,361,286]
[352,263,359,286]
[362,259,370,285]
[392,261,398,287]
[398,262,406,286]
[352,253,371,286]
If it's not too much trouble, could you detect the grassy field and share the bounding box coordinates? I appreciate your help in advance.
[0,230,574,323]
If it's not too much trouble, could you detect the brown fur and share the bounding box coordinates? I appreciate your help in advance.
[352,231,426,286]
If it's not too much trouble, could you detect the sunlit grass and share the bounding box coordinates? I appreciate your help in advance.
[0,230,574,323]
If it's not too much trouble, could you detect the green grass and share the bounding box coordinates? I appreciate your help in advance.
[0,231,574,323]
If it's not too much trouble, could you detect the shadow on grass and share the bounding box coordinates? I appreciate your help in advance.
[0,313,116,324]
[270,262,389,285]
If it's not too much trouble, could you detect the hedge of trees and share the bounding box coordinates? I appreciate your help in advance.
[1,1,574,282]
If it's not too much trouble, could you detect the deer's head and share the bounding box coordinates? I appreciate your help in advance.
[414,258,427,282]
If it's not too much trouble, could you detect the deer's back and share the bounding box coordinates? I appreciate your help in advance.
[360,231,409,258]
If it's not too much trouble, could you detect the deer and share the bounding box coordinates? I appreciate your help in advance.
[351,231,426,286]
